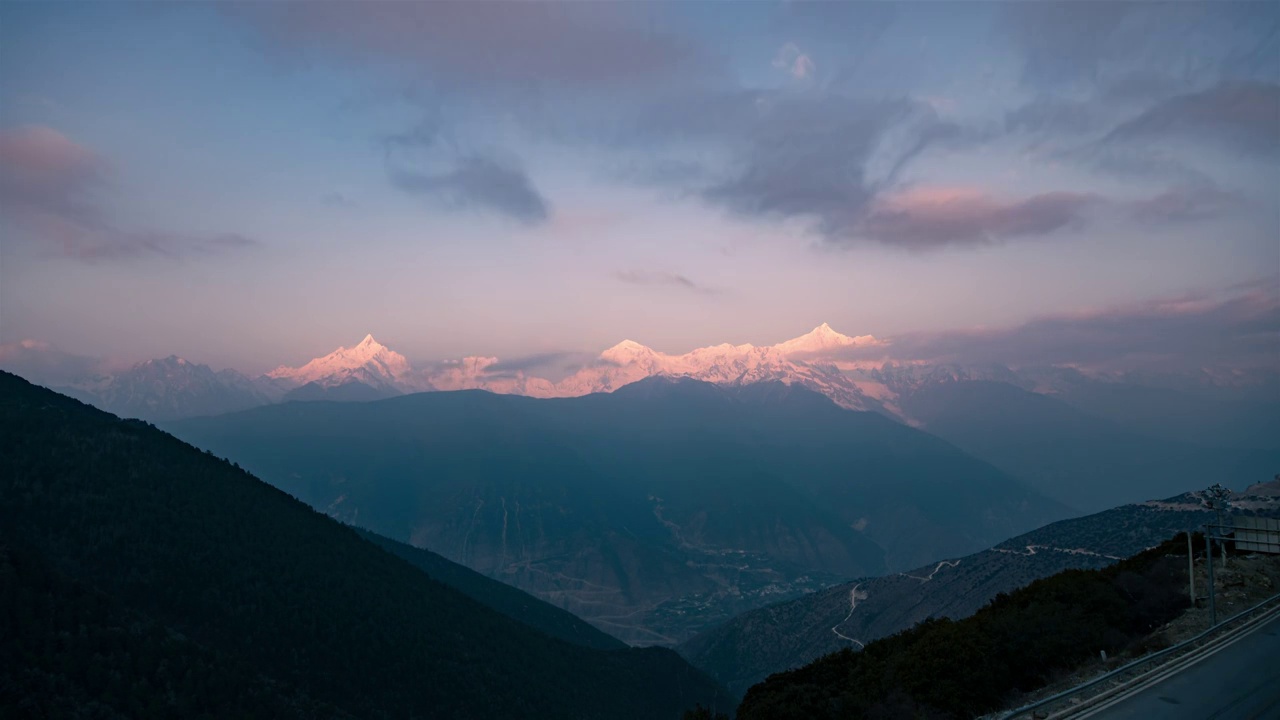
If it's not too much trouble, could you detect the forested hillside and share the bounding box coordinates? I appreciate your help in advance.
[0,372,731,718]
[736,534,1192,719]
[354,527,625,651]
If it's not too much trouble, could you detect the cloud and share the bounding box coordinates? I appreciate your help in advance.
[842,183,1241,247]
[1050,82,1280,188]
[1126,184,1242,224]
[1004,2,1137,88]
[1004,98,1102,136]
[857,186,1100,248]
[1104,82,1280,157]
[482,352,583,375]
[773,43,816,80]
[0,125,262,262]
[679,92,975,244]
[381,119,550,224]
[235,3,715,97]
[615,270,716,294]
[841,285,1280,372]
[321,191,358,208]
[0,339,104,386]
[998,3,1279,190]
[0,125,104,224]
[389,154,550,224]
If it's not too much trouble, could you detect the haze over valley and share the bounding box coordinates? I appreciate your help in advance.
[3,1,1277,718]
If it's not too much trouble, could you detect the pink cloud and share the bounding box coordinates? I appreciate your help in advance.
[859,185,1101,248]
[0,125,104,221]
[1,125,260,262]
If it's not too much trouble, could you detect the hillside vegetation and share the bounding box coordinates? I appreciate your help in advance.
[0,372,731,718]
[736,534,1192,719]
[678,487,1232,695]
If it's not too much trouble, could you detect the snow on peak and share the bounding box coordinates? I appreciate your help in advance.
[600,339,660,365]
[772,323,881,357]
[266,334,415,389]
[529,328,890,413]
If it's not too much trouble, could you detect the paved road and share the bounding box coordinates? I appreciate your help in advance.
[1089,611,1280,719]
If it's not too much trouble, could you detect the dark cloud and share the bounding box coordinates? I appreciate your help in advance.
[840,287,1280,372]
[389,155,550,225]
[1127,184,1242,224]
[321,192,357,208]
[857,188,1101,249]
[1099,71,1193,105]
[1005,98,1102,136]
[235,1,1274,250]
[662,91,973,245]
[1004,3,1277,91]
[1080,145,1216,186]
[615,270,715,294]
[999,2,1279,192]
[1005,2,1137,88]
[381,118,550,224]
[0,125,262,262]
[1104,82,1280,157]
[234,3,716,97]
[42,228,262,263]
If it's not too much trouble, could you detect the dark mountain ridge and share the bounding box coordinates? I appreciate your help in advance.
[0,371,731,718]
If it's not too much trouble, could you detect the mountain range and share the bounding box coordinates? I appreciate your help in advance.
[11,324,1276,510]
[167,377,1066,646]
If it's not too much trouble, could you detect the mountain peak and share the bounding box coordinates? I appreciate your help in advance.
[769,323,883,359]
[265,334,415,390]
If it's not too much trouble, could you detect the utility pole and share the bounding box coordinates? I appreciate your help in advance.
[1187,531,1195,605]
[1205,483,1232,568]
[1205,527,1217,627]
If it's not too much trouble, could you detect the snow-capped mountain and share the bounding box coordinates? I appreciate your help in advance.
[14,325,1272,427]
[61,355,269,422]
[771,322,881,359]
[266,334,420,395]
[544,325,891,413]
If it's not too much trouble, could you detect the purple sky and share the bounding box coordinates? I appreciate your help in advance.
[1,2,1276,375]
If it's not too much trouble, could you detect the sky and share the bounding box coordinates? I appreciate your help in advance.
[1,1,1277,375]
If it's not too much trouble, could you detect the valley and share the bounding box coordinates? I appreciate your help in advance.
[167,377,1065,645]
